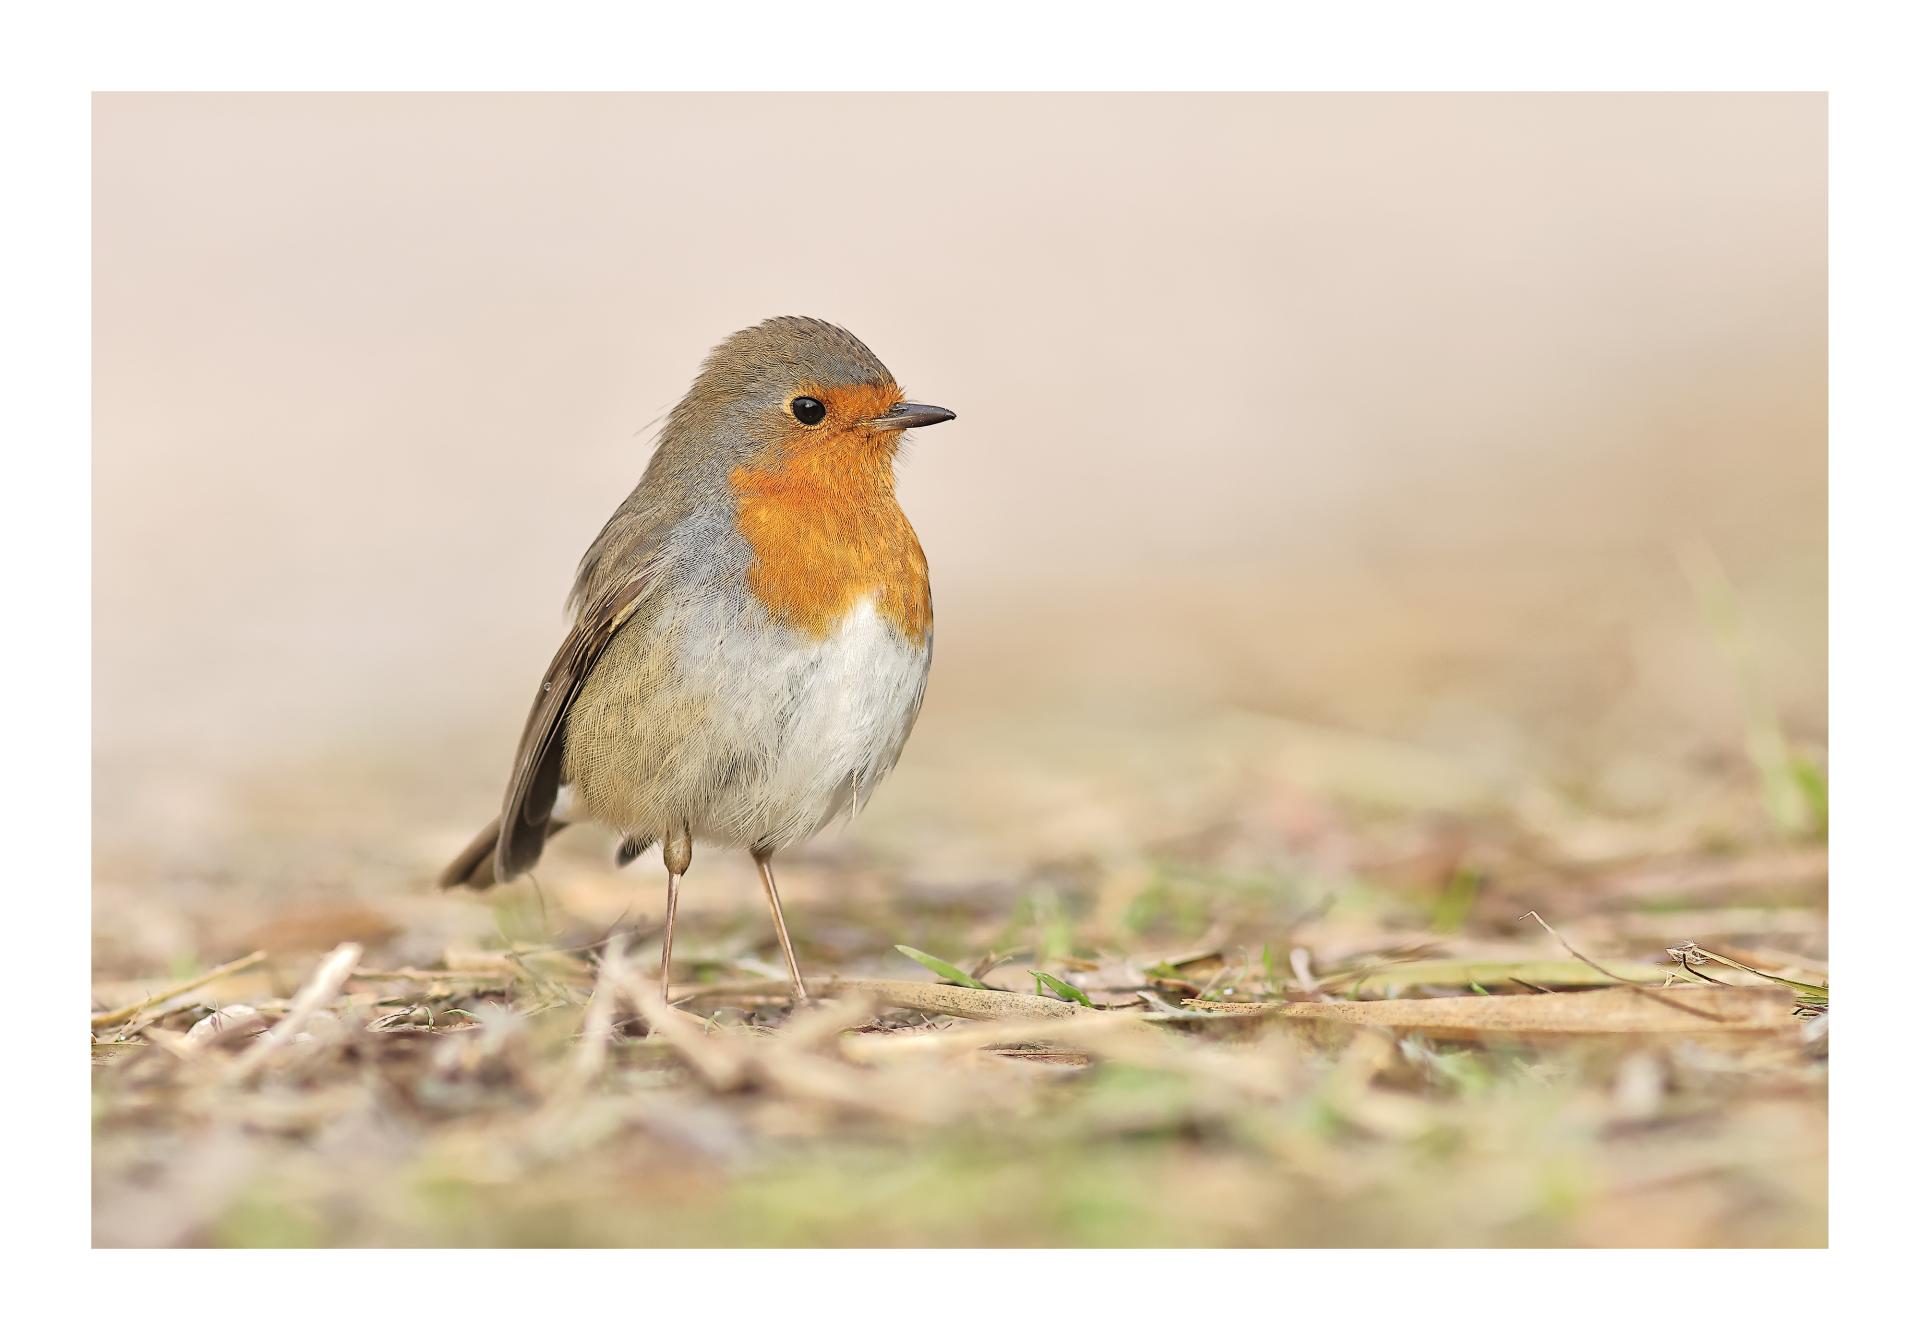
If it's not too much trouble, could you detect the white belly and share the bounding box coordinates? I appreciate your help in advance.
[564,585,933,852]
[568,593,924,852]
[713,596,930,847]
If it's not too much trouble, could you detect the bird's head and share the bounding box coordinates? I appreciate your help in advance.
[667,316,954,484]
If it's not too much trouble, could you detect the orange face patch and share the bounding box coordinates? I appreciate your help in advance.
[729,381,933,645]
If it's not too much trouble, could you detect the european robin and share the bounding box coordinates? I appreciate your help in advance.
[440,317,955,1004]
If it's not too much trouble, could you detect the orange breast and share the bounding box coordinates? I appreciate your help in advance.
[730,397,932,646]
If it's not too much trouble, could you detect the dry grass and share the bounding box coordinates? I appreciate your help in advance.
[92,757,1826,1246]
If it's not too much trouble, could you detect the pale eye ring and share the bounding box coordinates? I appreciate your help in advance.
[790,396,826,425]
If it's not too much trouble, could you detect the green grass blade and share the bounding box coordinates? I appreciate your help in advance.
[1030,970,1095,1007]
[895,945,990,990]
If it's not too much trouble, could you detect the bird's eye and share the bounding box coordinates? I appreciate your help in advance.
[790,396,826,425]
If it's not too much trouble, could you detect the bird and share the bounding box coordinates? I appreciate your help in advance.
[439,316,955,1006]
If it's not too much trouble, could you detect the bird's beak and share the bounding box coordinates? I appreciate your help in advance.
[866,402,956,432]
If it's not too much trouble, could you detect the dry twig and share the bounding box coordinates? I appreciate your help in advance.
[91,950,267,1031]
[226,942,362,1083]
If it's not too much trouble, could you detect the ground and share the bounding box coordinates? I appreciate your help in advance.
[91,560,1827,1247]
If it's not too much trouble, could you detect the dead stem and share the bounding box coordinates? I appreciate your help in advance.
[91,950,268,1031]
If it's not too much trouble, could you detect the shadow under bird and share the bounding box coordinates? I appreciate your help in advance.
[441,316,956,1002]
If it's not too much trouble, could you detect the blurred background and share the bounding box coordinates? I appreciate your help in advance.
[95,92,1824,958]
[93,95,1825,1246]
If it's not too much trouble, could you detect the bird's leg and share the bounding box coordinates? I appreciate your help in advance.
[753,850,810,1004]
[659,825,692,1003]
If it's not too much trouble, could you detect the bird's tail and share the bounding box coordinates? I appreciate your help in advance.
[438,817,569,890]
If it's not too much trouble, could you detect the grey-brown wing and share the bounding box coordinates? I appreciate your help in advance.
[491,572,654,882]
